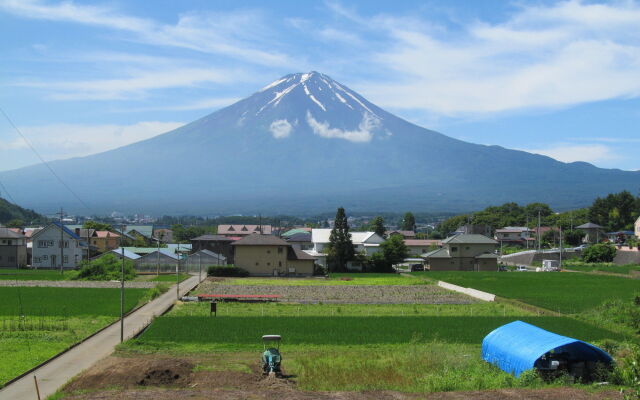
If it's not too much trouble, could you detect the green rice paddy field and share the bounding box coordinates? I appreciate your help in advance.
[0,287,148,387]
[0,268,76,281]
[414,271,640,313]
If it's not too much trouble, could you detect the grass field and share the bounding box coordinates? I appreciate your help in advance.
[148,273,190,283]
[0,287,148,316]
[0,287,149,387]
[220,273,428,286]
[0,268,78,281]
[562,261,640,275]
[413,271,640,313]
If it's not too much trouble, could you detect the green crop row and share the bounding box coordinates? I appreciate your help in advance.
[129,315,622,352]
[0,287,148,317]
[413,271,640,313]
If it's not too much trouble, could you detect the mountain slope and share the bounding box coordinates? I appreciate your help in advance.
[0,72,638,214]
[0,197,47,225]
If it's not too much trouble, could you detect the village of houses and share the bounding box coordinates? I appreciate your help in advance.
[2,215,640,275]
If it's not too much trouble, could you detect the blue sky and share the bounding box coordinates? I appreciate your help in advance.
[0,0,639,172]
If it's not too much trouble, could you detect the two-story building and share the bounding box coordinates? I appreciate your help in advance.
[304,229,384,269]
[0,227,28,268]
[231,234,314,276]
[494,227,534,246]
[31,222,85,269]
[423,234,498,271]
[404,239,441,256]
[190,234,235,264]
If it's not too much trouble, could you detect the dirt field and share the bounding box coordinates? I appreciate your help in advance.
[197,280,475,304]
[61,355,623,400]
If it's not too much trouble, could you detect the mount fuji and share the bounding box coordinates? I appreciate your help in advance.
[1,72,638,215]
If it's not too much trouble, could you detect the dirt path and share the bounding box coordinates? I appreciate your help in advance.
[61,355,623,400]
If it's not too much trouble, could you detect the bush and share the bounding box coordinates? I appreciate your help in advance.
[207,265,249,277]
[367,252,393,273]
[75,254,136,281]
[611,344,640,399]
[582,243,617,263]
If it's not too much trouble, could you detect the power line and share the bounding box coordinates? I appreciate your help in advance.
[0,106,92,212]
[0,178,17,204]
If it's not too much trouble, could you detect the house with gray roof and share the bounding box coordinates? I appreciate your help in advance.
[423,234,498,271]
[231,234,314,276]
[31,222,86,269]
[0,227,27,268]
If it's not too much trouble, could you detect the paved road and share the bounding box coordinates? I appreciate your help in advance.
[0,275,202,400]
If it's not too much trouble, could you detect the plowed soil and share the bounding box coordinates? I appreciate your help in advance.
[62,356,623,400]
[197,281,474,304]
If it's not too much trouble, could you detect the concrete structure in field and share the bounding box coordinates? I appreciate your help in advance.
[0,227,27,268]
[576,222,605,244]
[232,234,314,276]
[31,222,85,269]
[404,239,441,256]
[423,234,498,271]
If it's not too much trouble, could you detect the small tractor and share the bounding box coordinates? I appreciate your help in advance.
[261,335,282,377]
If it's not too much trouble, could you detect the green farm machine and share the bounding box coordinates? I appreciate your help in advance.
[261,335,282,377]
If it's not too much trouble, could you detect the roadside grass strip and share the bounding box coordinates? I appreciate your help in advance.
[149,273,190,283]
[0,287,148,387]
[220,273,428,286]
[0,268,77,281]
[413,271,640,314]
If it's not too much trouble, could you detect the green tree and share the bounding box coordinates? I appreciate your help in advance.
[401,212,416,231]
[75,253,136,280]
[83,221,113,231]
[541,230,558,248]
[370,216,385,238]
[380,234,409,265]
[582,243,617,263]
[563,230,584,247]
[589,191,639,231]
[5,218,24,228]
[327,207,354,272]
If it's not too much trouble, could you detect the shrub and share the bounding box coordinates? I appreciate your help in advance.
[75,253,136,281]
[207,265,249,277]
[582,243,617,263]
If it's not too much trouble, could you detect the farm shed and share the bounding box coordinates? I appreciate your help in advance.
[482,321,612,379]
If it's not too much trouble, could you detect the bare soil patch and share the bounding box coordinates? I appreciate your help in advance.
[197,282,475,304]
[62,355,622,400]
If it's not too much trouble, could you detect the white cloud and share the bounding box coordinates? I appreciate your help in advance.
[0,121,183,159]
[269,119,293,139]
[306,111,379,143]
[341,0,640,115]
[0,0,292,66]
[522,143,619,164]
[16,68,241,100]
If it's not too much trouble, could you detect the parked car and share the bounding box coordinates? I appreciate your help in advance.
[410,264,424,272]
[516,265,528,272]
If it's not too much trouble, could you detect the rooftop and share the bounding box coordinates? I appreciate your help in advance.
[442,234,498,245]
[232,234,289,246]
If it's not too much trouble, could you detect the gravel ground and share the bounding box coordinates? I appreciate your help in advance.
[0,280,157,289]
[197,281,475,304]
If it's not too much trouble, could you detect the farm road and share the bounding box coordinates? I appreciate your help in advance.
[0,274,202,400]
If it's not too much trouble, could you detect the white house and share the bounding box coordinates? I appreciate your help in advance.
[304,229,384,268]
[635,216,640,238]
[31,222,85,269]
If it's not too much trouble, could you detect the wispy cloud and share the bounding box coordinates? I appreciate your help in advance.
[521,143,620,164]
[0,0,292,67]
[0,121,184,164]
[332,0,640,115]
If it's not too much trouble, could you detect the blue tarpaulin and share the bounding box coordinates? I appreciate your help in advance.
[482,321,612,377]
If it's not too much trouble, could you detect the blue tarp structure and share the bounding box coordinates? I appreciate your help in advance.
[482,321,612,377]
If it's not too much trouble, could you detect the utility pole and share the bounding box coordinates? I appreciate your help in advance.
[156,238,160,276]
[537,210,541,252]
[59,208,64,274]
[176,243,180,300]
[120,244,125,343]
[198,252,202,282]
[559,226,563,270]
